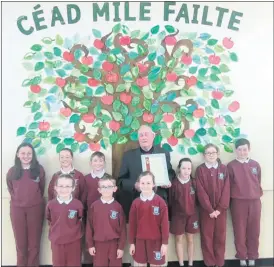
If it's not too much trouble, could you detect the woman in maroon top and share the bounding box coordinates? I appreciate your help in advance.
[48,148,85,202]
[169,158,199,267]
[6,143,45,267]
[46,174,83,267]
[129,171,169,266]
[195,144,230,267]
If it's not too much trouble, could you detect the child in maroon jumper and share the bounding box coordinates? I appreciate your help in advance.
[48,148,85,202]
[46,174,83,267]
[195,144,230,267]
[86,174,126,267]
[6,143,45,267]
[81,151,110,210]
[169,158,199,267]
[227,138,263,267]
[129,171,169,267]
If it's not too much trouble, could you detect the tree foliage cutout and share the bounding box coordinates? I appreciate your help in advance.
[18,24,243,155]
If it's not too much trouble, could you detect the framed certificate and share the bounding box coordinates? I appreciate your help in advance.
[141,153,170,186]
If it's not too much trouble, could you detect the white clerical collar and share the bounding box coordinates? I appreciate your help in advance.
[140,192,155,202]
[205,162,218,169]
[22,165,30,170]
[60,167,74,174]
[178,177,190,184]
[57,195,73,204]
[101,197,114,204]
[91,169,105,178]
[236,158,250,163]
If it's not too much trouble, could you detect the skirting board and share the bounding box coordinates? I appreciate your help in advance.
[2,258,274,267]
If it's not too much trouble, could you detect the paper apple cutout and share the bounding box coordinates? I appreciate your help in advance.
[222,37,234,49]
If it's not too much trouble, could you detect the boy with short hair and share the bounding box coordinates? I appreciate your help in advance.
[86,174,126,267]
[81,151,110,210]
[46,174,83,267]
[227,138,263,267]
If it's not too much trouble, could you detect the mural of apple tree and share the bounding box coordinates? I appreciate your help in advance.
[18,23,244,156]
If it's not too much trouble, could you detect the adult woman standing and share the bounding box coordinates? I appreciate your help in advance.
[6,143,45,267]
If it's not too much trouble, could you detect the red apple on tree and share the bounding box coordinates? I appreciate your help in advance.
[60,108,72,117]
[89,142,101,151]
[120,93,132,105]
[63,51,74,62]
[56,77,66,87]
[88,78,100,87]
[143,112,154,123]
[101,95,114,105]
[102,61,114,72]
[136,63,148,73]
[81,56,93,65]
[163,113,174,123]
[186,76,197,87]
[222,37,234,49]
[109,121,121,131]
[215,116,225,126]
[228,101,240,112]
[181,55,192,65]
[30,85,41,94]
[119,36,131,46]
[184,129,195,138]
[74,132,86,142]
[39,121,50,131]
[136,77,149,87]
[168,136,178,146]
[94,39,104,49]
[212,90,224,100]
[106,72,119,83]
[166,72,178,82]
[83,114,95,123]
[193,108,205,118]
[165,36,177,46]
[209,54,221,65]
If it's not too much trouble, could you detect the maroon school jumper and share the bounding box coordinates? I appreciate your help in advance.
[46,198,83,267]
[6,165,45,267]
[195,163,230,267]
[48,169,85,201]
[129,194,169,265]
[227,159,263,260]
[86,199,126,267]
[169,178,199,235]
[81,173,111,209]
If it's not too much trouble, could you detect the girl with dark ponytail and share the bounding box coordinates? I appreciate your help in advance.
[170,158,199,267]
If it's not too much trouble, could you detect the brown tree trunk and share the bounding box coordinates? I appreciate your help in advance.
[112,139,139,179]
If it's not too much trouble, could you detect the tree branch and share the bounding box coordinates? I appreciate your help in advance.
[101,30,113,54]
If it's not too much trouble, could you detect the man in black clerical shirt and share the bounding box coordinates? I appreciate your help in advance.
[117,125,175,220]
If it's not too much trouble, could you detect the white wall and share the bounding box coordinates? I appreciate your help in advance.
[1,2,273,265]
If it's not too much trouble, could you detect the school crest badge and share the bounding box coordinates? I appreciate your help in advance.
[152,206,160,215]
[110,210,118,219]
[68,209,77,219]
[218,173,224,180]
[193,221,199,229]
[190,186,195,195]
[153,251,162,261]
[33,176,40,183]
[251,167,258,175]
